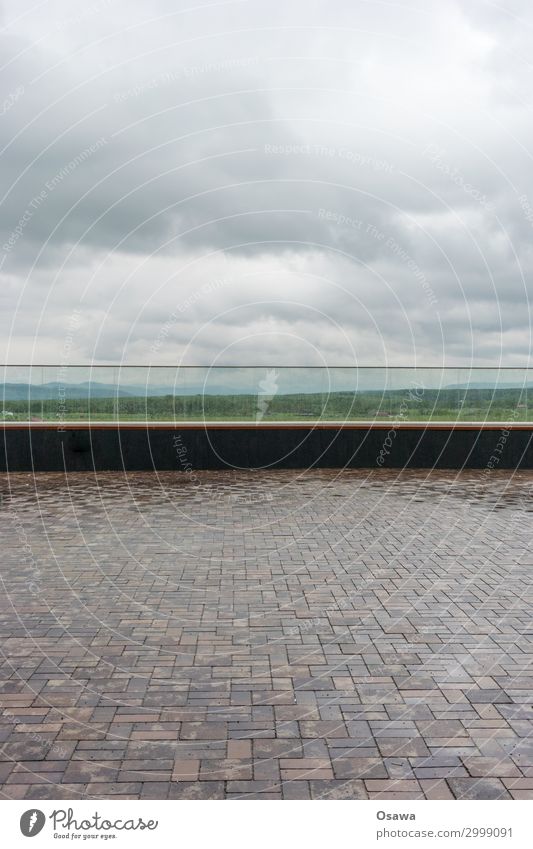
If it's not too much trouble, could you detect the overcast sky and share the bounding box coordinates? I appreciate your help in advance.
[1,0,532,369]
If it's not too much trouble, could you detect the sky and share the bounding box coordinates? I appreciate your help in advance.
[1,0,532,370]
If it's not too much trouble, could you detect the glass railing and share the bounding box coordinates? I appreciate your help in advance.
[0,366,531,424]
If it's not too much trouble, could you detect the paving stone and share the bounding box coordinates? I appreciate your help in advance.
[25,783,87,799]
[281,768,333,780]
[227,740,252,759]
[419,779,454,799]
[414,767,467,779]
[226,780,281,798]
[377,738,430,757]
[7,771,64,785]
[85,782,142,796]
[140,782,170,799]
[168,781,225,799]
[365,779,421,792]
[447,778,511,799]
[62,762,117,783]
[299,721,347,738]
[2,468,533,800]
[503,778,533,789]
[199,759,253,781]
[179,722,228,740]
[332,758,388,780]
[280,758,332,770]
[463,757,522,777]
[282,780,311,799]
[0,784,28,799]
[310,779,368,799]
[172,759,200,781]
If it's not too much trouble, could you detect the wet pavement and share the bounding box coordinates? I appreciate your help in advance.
[1,468,533,800]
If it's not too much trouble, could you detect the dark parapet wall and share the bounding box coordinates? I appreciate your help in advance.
[1,424,533,471]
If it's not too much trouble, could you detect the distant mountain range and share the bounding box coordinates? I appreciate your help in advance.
[0,380,531,401]
[444,382,533,390]
[0,381,254,400]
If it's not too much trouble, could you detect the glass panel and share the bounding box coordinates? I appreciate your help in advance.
[0,366,531,423]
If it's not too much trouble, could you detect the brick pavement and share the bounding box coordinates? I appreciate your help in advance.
[1,468,533,800]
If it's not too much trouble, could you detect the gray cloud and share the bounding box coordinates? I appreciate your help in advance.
[0,0,532,367]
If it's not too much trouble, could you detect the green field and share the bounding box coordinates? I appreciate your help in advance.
[1,388,530,422]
